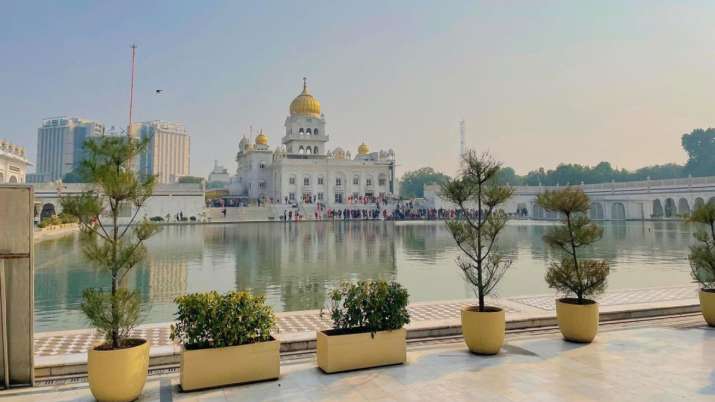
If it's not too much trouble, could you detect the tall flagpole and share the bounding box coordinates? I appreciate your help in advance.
[128,44,137,136]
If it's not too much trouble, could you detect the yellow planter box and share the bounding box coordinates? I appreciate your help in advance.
[316,328,406,374]
[180,338,280,391]
[556,299,599,343]
[88,339,149,402]
[461,307,505,355]
[699,289,715,327]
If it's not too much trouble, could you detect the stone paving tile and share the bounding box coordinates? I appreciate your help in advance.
[32,285,698,357]
[509,285,699,311]
[10,321,715,402]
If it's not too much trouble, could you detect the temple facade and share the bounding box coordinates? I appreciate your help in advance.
[229,79,396,205]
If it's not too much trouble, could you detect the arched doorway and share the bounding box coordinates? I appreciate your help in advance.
[40,203,56,220]
[516,202,529,217]
[611,202,626,220]
[652,199,664,218]
[664,198,677,218]
[677,198,690,216]
[695,197,705,210]
[9,176,18,183]
[589,202,604,220]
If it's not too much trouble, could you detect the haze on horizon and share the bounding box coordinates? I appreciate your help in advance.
[2,1,714,178]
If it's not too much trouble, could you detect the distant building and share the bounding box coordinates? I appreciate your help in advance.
[208,160,230,186]
[229,79,396,204]
[0,139,31,184]
[35,117,105,181]
[135,121,191,184]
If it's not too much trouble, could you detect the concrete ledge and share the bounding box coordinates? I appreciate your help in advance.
[34,302,701,379]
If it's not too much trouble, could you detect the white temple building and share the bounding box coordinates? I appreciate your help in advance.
[228,79,396,206]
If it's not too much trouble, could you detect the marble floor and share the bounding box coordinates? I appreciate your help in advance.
[6,316,714,402]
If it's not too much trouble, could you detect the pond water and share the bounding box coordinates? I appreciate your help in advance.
[34,220,697,332]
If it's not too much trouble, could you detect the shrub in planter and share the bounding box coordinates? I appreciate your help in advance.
[440,151,514,355]
[537,187,610,343]
[318,280,410,373]
[170,291,279,391]
[687,203,715,326]
[60,136,160,402]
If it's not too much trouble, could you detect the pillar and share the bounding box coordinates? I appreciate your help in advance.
[0,185,34,388]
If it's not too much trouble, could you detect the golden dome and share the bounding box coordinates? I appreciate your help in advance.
[289,78,321,117]
[255,131,268,145]
[358,142,369,155]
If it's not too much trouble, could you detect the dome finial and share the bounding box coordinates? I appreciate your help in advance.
[302,77,308,93]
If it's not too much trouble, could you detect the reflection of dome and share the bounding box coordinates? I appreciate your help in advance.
[255,131,268,145]
[358,143,369,155]
[289,78,321,117]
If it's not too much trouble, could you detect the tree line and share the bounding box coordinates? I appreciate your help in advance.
[399,128,715,198]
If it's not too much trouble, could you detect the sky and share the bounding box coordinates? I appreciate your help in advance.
[2,1,715,178]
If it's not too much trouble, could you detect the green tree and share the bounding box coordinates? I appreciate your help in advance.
[441,151,514,311]
[60,136,160,349]
[688,203,715,290]
[399,167,450,198]
[494,166,523,185]
[537,187,610,304]
[682,128,715,177]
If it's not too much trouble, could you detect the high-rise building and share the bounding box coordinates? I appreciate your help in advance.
[135,121,191,184]
[35,117,105,182]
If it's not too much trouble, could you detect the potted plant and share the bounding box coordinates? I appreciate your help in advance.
[170,291,279,391]
[687,202,715,326]
[317,280,410,373]
[537,187,610,343]
[60,136,160,402]
[440,151,514,355]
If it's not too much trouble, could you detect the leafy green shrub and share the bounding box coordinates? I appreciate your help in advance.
[325,280,410,335]
[170,291,276,350]
[58,212,79,224]
[38,215,63,228]
[688,203,715,290]
[537,187,610,304]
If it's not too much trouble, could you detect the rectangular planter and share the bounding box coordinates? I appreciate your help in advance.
[316,328,406,373]
[180,338,280,391]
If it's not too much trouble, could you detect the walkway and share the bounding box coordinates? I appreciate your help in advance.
[6,315,714,401]
[33,285,700,369]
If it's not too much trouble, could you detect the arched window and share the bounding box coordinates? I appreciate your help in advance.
[306,128,312,135]
[378,173,387,186]
[298,146,304,154]
[304,175,311,186]
[353,175,360,185]
[314,128,319,136]
[9,176,17,184]
[299,128,304,135]
[0,173,4,183]
[313,146,318,154]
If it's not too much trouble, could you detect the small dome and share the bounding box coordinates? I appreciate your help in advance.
[358,143,369,155]
[289,78,321,117]
[255,131,268,145]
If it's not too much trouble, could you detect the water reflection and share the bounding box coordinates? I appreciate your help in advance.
[34,220,696,332]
